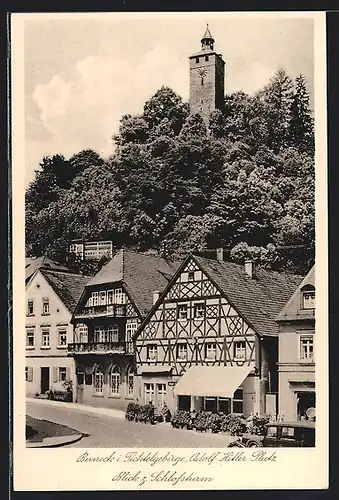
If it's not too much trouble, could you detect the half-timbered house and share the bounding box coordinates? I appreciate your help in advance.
[134,253,303,416]
[69,249,179,409]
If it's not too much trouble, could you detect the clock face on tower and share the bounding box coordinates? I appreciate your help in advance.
[198,67,207,79]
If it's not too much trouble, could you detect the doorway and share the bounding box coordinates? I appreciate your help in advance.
[178,395,191,411]
[40,367,50,394]
[297,392,316,419]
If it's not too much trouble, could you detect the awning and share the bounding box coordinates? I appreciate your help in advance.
[174,365,253,398]
[137,365,173,375]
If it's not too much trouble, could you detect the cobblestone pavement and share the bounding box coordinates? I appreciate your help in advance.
[26,401,234,448]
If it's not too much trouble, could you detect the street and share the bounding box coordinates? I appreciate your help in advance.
[26,402,234,448]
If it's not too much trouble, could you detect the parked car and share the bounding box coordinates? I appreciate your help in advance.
[227,421,315,448]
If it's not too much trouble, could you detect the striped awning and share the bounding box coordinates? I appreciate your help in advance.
[174,365,253,398]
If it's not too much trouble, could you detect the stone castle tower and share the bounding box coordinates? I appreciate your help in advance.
[189,25,225,123]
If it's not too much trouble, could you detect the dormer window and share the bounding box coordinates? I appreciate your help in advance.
[301,285,315,310]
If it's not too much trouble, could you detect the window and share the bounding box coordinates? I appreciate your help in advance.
[177,304,188,320]
[93,368,104,394]
[76,323,88,343]
[266,426,278,438]
[92,292,99,306]
[302,286,315,309]
[42,298,50,315]
[147,344,157,361]
[25,367,33,382]
[300,335,314,360]
[156,383,166,407]
[233,389,243,413]
[99,291,106,305]
[126,322,137,354]
[59,367,67,382]
[205,55,209,61]
[234,341,246,360]
[194,303,205,319]
[95,325,119,343]
[195,57,199,63]
[41,330,50,348]
[144,383,155,404]
[109,325,119,342]
[126,322,138,342]
[27,300,34,316]
[26,330,34,348]
[127,367,134,397]
[205,342,216,360]
[114,288,124,304]
[109,366,120,396]
[107,290,114,304]
[58,330,67,347]
[177,343,188,361]
[188,271,195,281]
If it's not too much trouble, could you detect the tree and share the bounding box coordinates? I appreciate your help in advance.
[143,86,189,135]
[258,68,294,151]
[289,74,314,154]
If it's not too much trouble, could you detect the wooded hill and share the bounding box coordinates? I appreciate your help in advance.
[26,69,315,275]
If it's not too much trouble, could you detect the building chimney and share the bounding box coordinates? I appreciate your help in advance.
[153,290,160,304]
[245,260,254,278]
[216,248,224,262]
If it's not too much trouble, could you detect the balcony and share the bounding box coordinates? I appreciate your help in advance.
[67,341,132,355]
[74,304,127,319]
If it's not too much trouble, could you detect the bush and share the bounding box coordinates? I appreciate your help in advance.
[125,402,140,421]
[171,410,191,429]
[220,413,247,435]
[251,415,271,435]
[126,403,157,424]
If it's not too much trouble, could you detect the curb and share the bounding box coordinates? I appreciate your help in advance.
[26,432,83,448]
[26,397,126,419]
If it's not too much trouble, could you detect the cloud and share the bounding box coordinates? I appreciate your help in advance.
[28,45,188,184]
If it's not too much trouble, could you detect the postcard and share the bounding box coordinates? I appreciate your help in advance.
[11,11,328,490]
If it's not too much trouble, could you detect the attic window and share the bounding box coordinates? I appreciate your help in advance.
[196,57,199,63]
[301,285,315,310]
[205,55,209,61]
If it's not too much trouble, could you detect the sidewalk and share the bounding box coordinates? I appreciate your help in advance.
[26,397,126,419]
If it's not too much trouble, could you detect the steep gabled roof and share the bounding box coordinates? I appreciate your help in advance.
[85,249,180,316]
[40,269,91,313]
[25,256,70,283]
[135,254,304,340]
[194,256,303,337]
[87,249,124,286]
[276,265,315,322]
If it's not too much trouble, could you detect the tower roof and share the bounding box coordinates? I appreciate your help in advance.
[201,24,213,42]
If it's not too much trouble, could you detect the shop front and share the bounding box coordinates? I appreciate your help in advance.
[173,365,256,417]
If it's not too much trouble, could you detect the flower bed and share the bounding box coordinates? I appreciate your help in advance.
[171,410,192,429]
[125,402,163,424]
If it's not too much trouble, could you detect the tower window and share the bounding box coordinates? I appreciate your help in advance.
[205,55,209,61]
[195,57,199,63]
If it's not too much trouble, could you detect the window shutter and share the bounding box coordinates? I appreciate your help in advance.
[28,367,33,382]
[53,367,58,383]
[66,367,70,381]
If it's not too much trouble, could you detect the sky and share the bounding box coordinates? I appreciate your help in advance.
[23,14,314,187]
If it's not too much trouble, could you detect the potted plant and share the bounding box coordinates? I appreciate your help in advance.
[62,379,73,402]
